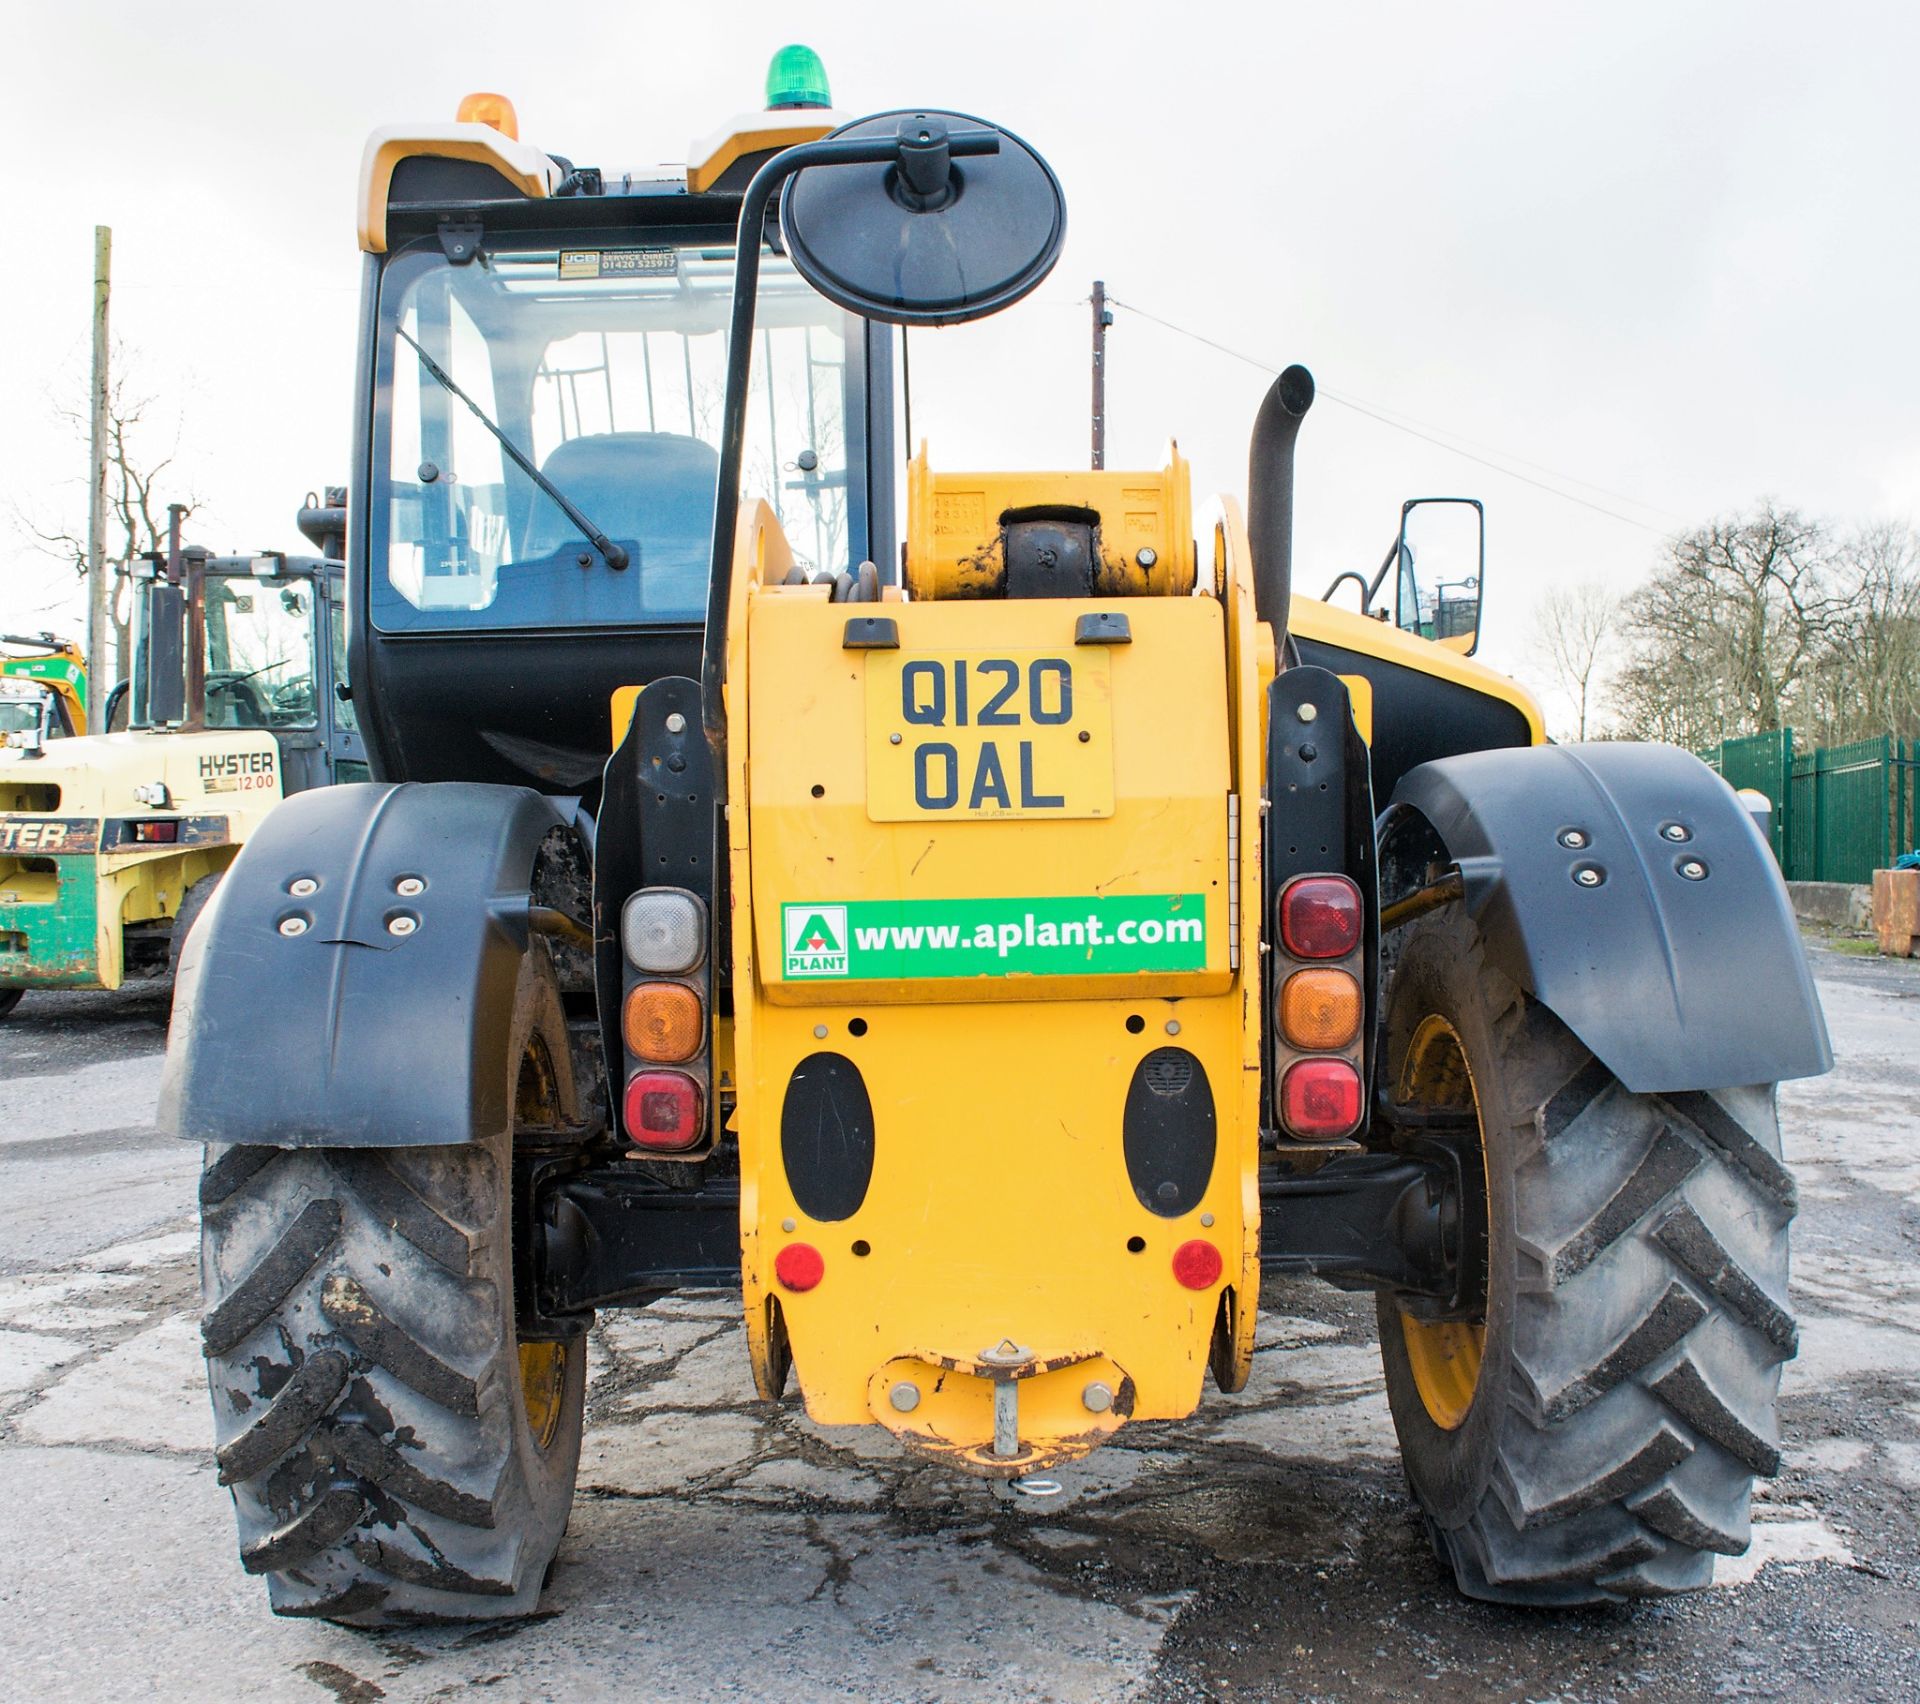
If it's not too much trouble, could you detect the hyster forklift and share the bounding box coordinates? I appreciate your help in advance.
[0,502,364,1020]
[163,54,1830,1624]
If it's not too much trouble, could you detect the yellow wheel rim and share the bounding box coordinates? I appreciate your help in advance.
[1397,1014,1488,1431]
[519,1341,569,1451]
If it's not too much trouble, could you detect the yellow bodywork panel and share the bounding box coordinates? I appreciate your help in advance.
[746,595,1232,1007]
[1287,594,1545,743]
[357,124,563,255]
[684,111,842,193]
[905,448,1196,600]
[722,482,1269,1474]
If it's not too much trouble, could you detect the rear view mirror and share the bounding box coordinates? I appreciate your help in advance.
[146,582,189,725]
[779,111,1065,327]
[1395,497,1484,655]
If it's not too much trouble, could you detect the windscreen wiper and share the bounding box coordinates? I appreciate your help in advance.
[397,327,630,571]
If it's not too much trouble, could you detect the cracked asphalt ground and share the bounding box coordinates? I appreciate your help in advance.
[2,946,1917,1703]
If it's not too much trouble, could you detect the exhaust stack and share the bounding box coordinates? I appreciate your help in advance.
[1246,364,1315,635]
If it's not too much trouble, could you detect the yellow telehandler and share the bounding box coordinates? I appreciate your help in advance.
[163,53,1828,1623]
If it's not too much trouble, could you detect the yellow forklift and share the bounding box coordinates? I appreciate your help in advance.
[164,53,1827,1624]
[1,500,363,1020]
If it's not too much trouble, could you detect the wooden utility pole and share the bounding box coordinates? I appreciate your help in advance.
[1090,279,1111,470]
[86,226,112,702]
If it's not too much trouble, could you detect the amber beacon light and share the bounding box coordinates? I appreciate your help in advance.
[456,92,519,139]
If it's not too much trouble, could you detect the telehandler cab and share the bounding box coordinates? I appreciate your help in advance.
[163,54,1830,1623]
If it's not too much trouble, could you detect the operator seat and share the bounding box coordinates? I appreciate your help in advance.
[522,432,719,611]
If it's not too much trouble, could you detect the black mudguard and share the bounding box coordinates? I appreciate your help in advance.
[160,781,573,1147]
[1382,742,1831,1094]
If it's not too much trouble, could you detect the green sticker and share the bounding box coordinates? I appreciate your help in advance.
[780,895,1206,981]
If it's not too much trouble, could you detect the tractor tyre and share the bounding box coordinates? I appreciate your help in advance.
[168,873,222,1004]
[1376,902,1796,1604]
[197,944,586,1624]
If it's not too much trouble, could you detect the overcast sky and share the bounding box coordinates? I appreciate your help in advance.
[4,2,1914,733]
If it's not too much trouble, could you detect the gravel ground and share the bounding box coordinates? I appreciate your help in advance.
[0,943,1915,1703]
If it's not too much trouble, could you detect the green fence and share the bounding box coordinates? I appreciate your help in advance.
[1700,729,1917,885]
[1699,730,1793,866]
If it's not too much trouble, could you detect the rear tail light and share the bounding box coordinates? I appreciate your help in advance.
[132,820,180,844]
[1280,968,1361,1050]
[1281,1058,1363,1138]
[623,1070,705,1151]
[774,1242,825,1292]
[1278,876,1362,958]
[621,888,706,973]
[1171,1239,1223,1290]
[622,981,704,1062]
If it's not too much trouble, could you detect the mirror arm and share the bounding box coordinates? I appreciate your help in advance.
[700,126,1001,746]
[1362,537,1400,607]
[697,121,1002,1002]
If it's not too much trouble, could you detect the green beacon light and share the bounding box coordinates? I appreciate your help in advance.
[765,44,832,110]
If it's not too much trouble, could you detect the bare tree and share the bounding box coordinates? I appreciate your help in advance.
[1608,503,1841,744]
[1531,581,1620,740]
[17,346,198,680]
[1799,521,1920,745]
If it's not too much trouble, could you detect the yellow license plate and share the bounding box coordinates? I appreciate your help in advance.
[864,650,1114,821]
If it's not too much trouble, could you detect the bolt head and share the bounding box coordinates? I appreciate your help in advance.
[388,915,417,937]
[278,916,308,937]
[889,1381,921,1413]
[1082,1381,1114,1414]
[1680,859,1708,881]
[1135,546,1159,570]
[889,732,903,745]
[1298,702,1319,723]
[1165,1019,1181,1036]
[289,877,318,898]
[781,1218,797,1234]
[1662,823,1689,842]
[813,1024,828,1039]
[665,711,687,734]
[395,876,424,897]
[1575,867,1602,887]
[1559,829,1588,849]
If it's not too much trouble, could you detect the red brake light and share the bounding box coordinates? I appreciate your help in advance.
[133,820,180,844]
[774,1242,824,1292]
[623,1070,704,1151]
[1171,1239,1223,1290]
[1279,876,1362,958]
[1281,1058,1363,1137]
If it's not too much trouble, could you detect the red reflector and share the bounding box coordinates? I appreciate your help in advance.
[1279,875,1362,958]
[774,1242,824,1292]
[1172,1239,1223,1290]
[1281,1058,1363,1137]
[134,820,180,844]
[622,1070,704,1151]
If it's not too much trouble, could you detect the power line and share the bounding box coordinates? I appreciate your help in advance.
[1106,296,1674,536]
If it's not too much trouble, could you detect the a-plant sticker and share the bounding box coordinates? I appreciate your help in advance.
[778,895,1207,981]
[784,905,850,978]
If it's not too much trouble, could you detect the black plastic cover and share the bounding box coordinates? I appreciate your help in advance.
[781,1052,876,1222]
[1387,742,1832,1093]
[160,781,570,1146]
[1123,1047,1217,1217]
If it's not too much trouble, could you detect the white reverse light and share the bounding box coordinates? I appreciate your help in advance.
[622,888,706,974]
